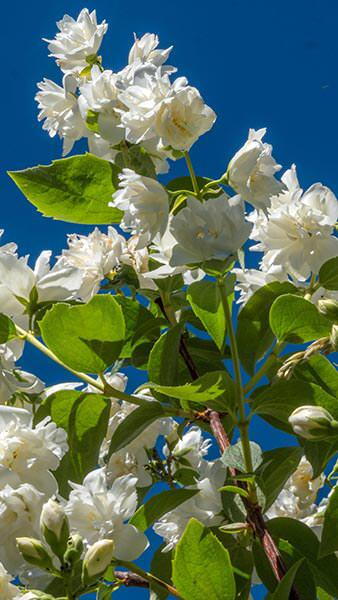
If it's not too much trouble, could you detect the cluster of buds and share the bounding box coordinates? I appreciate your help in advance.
[289,405,338,440]
[277,328,337,380]
[16,498,116,596]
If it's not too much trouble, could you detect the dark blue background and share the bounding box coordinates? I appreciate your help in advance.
[4,1,338,597]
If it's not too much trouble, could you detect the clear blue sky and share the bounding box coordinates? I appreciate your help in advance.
[3,1,338,597]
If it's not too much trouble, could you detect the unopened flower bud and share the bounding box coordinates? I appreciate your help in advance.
[16,537,54,570]
[317,298,338,321]
[40,499,69,558]
[20,592,56,600]
[82,539,115,584]
[63,533,84,565]
[289,405,338,440]
[330,324,338,351]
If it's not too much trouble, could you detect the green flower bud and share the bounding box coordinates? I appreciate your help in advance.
[330,324,338,351]
[82,539,115,585]
[40,499,69,559]
[63,533,84,565]
[16,537,54,570]
[317,298,338,322]
[289,405,338,440]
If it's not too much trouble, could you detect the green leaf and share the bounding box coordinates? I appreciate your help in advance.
[8,154,122,224]
[149,371,233,410]
[293,354,338,398]
[115,144,156,178]
[172,518,236,600]
[150,545,172,600]
[236,282,298,375]
[130,489,199,531]
[303,438,338,478]
[221,440,263,472]
[187,280,226,351]
[108,401,165,455]
[319,257,338,290]
[252,379,338,432]
[319,486,338,557]
[268,517,338,597]
[257,447,303,510]
[35,390,110,496]
[40,295,125,373]
[114,296,161,359]
[272,559,304,600]
[148,323,183,386]
[0,314,17,343]
[270,294,331,343]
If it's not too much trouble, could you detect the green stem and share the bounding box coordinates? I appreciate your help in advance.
[201,175,227,195]
[15,325,148,408]
[218,278,257,500]
[117,560,181,598]
[184,151,201,198]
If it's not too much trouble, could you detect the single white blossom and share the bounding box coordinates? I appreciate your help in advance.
[0,406,68,496]
[111,169,169,247]
[0,251,83,324]
[36,75,86,156]
[0,344,44,407]
[227,128,283,210]
[128,33,173,68]
[65,468,148,560]
[120,70,216,151]
[0,483,44,573]
[44,9,108,75]
[164,426,212,471]
[266,457,325,528]
[59,227,126,301]
[169,195,252,266]
[154,462,225,551]
[250,165,338,279]
[120,235,157,290]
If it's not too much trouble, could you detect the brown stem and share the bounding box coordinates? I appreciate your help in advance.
[208,411,300,600]
[114,570,149,588]
[155,295,299,598]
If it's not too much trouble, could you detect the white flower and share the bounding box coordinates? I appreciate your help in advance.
[233,264,288,305]
[227,128,284,210]
[78,66,125,145]
[164,426,212,471]
[101,388,173,487]
[36,75,86,156]
[266,457,325,526]
[154,84,216,151]
[0,561,18,599]
[154,462,225,551]
[0,406,68,496]
[147,222,205,283]
[250,165,338,279]
[0,483,44,573]
[111,169,169,247]
[44,8,108,75]
[59,227,126,301]
[128,33,172,68]
[169,195,252,266]
[65,468,148,560]
[0,251,83,324]
[120,71,216,151]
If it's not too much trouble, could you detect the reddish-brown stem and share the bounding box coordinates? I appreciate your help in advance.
[114,570,149,588]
